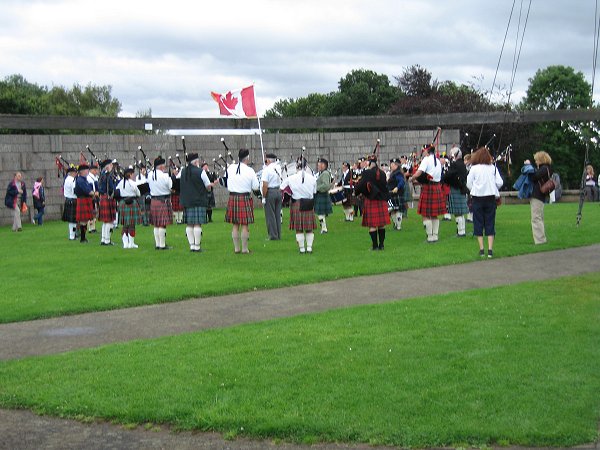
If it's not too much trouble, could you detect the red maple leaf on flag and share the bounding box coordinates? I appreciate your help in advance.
[221,91,238,110]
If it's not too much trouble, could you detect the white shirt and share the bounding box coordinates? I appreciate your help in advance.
[148,168,173,196]
[226,162,259,194]
[418,154,442,182]
[135,173,147,185]
[87,173,98,192]
[261,162,282,188]
[63,175,76,199]
[466,164,503,197]
[117,178,141,198]
[280,170,317,200]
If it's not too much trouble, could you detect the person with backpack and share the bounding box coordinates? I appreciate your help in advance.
[387,158,406,230]
[442,147,469,237]
[32,177,45,225]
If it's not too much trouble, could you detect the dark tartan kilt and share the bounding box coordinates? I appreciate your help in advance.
[75,197,95,223]
[62,198,77,223]
[171,193,183,212]
[362,198,391,228]
[341,188,354,207]
[118,199,142,226]
[447,186,469,215]
[387,193,407,213]
[183,206,208,225]
[417,183,447,217]
[289,200,317,231]
[314,192,333,215]
[225,193,254,225]
[150,198,173,227]
[98,195,117,223]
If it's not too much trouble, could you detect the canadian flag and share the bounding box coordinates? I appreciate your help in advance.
[211,85,257,118]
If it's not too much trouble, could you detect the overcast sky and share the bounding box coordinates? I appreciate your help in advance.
[1,0,597,118]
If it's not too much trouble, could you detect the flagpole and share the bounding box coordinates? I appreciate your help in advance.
[253,83,266,167]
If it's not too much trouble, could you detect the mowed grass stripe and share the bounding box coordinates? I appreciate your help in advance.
[0,273,599,447]
[1,203,599,324]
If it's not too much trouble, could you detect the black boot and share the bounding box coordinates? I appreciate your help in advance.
[80,225,88,243]
[377,228,386,250]
[369,230,379,250]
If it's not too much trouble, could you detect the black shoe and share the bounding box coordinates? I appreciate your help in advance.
[371,247,379,251]
[80,239,89,244]
[378,245,384,250]
[479,249,485,257]
[488,250,493,259]
[160,246,172,250]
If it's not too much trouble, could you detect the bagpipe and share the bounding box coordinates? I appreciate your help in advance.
[214,137,234,188]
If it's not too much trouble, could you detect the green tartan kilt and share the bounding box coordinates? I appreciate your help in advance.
[118,199,142,226]
[314,192,333,215]
[447,187,469,215]
[183,206,207,225]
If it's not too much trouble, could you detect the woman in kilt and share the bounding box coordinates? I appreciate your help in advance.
[410,145,446,243]
[148,157,174,250]
[74,165,97,244]
[314,158,333,233]
[386,158,406,230]
[115,168,142,248]
[225,149,260,254]
[280,157,318,253]
[354,154,390,250]
[441,147,469,237]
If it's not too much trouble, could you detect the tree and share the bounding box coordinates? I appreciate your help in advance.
[521,65,598,188]
[395,64,438,98]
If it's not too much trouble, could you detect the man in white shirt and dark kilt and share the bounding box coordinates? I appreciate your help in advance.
[280,157,318,253]
[225,149,260,254]
[441,146,469,237]
[98,159,118,245]
[74,164,97,243]
[148,157,174,250]
[336,161,354,222]
[314,157,333,234]
[180,153,219,252]
[116,167,142,249]
[62,166,78,240]
[410,145,447,243]
[387,158,407,231]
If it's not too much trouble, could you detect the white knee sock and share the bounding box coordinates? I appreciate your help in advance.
[456,216,466,236]
[306,232,314,251]
[193,227,202,249]
[432,219,440,240]
[318,215,327,232]
[186,226,194,248]
[153,228,160,247]
[296,233,305,252]
[241,229,249,252]
[232,228,240,252]
[69,223,77,240]
[424,219,433,241]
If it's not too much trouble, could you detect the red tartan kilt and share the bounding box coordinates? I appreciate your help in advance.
[417,183,448,217]
[225,193,254,225]
[171,193,183,212]
[361,198,391,228]
[150,198,173,227]
[289,201,317,231]
[98,195,116,223]
[441,183,450,196]
[75,197,95,223]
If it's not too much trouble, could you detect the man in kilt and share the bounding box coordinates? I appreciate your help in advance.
[315,158,333,234]
[98,159,118,245]
[171,167,183,225]
[74,164,98,243]
[442,146,469,237]
[225,149,260,254]
[354,154,390,250]
[148,157,174,250]
[62,166,78,240]
[180,154,219,252]
[387,158,407,231]
[87,163,99,234]
[336,161,354,222]
[351,158,365,217]
[280,157,318,253]
[116,168,142,249]
[260,153,283,240]
[410,145,446,243]
[201,162,217,222]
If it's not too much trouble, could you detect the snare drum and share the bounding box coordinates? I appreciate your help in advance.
[329,186,345,205]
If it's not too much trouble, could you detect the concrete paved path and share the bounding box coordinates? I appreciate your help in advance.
[1,244,599,450]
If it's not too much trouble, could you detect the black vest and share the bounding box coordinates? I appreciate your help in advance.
[180,165,208,208]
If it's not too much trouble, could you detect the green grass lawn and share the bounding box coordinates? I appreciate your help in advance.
[1,203,599,323]
[1,273,598,448]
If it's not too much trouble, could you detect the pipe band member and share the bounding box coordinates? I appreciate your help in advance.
[148,156,174,250]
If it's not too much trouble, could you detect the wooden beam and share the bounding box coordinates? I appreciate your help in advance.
[0,108,598,131]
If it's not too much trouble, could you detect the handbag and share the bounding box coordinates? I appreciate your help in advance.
[21,202,28,213]
[539,167,555,195]
[299,198,314,211]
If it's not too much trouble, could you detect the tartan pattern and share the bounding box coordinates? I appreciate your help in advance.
[289,201,317,231]
[314,192,333,215]
[183,206,208,225]
[225,193,254,225]
[75,197,95,223]
[362,198,391,228]
[171,193,183,212]
[417,183,447,217]
[342,188,354,207]
[98,195,117,223]
[118,200,142,226]
[62,198,77,223]
[387,193,407,213]
[150,198,173,227]
[447,186,469,215]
